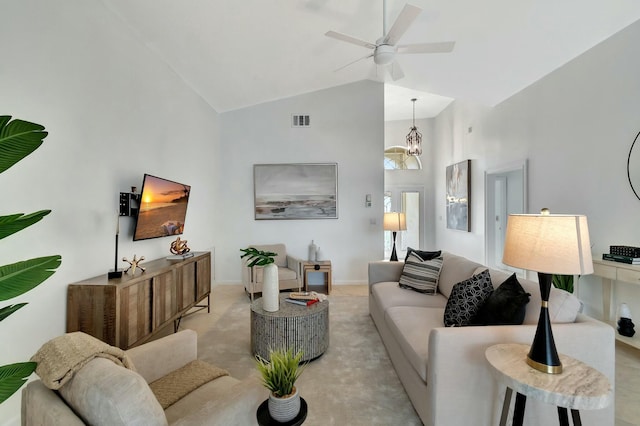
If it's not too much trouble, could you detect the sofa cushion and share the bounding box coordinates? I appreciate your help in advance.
[385,306,444,383]
[438,252,484,299]
[471,273,531,325]
[58,358,167,426]
[398,254,443,294]
[443,269,493,327]
[404,248,441,262]
[372,281,448,313]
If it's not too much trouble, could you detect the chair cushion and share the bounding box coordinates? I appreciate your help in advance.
[254,265,297,283]
[398,254,443,294]
[443,269,493,327]
[58,358,167,426]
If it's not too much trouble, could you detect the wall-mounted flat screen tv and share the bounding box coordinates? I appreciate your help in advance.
[133,174,191,241]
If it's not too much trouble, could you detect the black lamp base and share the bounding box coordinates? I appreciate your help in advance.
[108,269,123,280]
[390,231,398,261]
[527,272,562,374]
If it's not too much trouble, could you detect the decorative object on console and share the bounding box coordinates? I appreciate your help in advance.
[406,98,422,156]
[241,247,279,312]
[170,236,191,255]
[108,212,123,279]
[255,347,306,423]
[502,210,593,374]
[445,159,471,232]
[383,212,407,261]
[254,163,338,220]
[123,255,146,275]
[0,115,62,404]
[617,303,635,337]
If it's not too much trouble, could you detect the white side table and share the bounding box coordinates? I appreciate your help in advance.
[485,343,612,426]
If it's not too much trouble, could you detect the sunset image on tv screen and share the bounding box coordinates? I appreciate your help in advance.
[134,175,191,241]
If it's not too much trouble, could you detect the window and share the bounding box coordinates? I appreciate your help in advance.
[384,146,422,170]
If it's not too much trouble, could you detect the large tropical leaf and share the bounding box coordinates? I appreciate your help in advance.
[0,362,37,404]
[0,303,27,322]
[0,211,51,241]
[0,116,48,174]
[0,256,61,301]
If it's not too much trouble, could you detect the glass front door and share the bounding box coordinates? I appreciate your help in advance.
[384,187,423,260]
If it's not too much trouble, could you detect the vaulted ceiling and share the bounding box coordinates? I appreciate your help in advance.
[100,0,640,119]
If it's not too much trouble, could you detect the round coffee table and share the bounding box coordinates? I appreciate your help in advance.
[251,294,329,362]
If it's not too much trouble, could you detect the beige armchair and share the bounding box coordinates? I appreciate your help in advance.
[241,244,303,301]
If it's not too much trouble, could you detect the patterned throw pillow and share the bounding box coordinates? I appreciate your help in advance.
[443,269,493,326]
[403,248,442,263]
[398,253,443,294]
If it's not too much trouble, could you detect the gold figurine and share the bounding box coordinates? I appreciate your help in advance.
[123,254,146,275]
[170,237,191,255]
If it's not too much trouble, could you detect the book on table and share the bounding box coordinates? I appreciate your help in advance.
[285,298,319,306]
[602,253,640,264]
[289,292,319,300]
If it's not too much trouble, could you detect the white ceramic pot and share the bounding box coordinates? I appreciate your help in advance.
[262,263,279,312]
[268,387,300,422]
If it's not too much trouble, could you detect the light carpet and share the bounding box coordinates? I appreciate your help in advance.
[195,290,421,426]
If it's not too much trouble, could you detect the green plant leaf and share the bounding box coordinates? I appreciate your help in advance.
[0,116,48,174]
[0,211,51,241]
[0,362,37,404]
[240,248,277,267]
[0,256,61,301]
[552,274,574,293]
[0,303,27,322]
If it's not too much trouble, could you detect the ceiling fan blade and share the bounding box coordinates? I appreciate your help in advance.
[325,31,377,49]
[334,53,374,72]
[383,3,422,46]
[397,41,456,54]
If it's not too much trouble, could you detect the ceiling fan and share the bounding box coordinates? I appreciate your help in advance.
[325,1,455,81]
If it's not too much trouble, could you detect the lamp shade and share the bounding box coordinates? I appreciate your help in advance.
[383,212,407,232]
[502,214,593,275]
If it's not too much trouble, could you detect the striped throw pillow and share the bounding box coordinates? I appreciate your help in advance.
[398,253,443,294]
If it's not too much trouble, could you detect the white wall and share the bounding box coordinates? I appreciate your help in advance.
[0,1,220,423]
[216,80,384,284]
[432,19,640,322]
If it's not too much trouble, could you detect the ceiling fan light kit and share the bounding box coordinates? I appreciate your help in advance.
[325,1,455,81]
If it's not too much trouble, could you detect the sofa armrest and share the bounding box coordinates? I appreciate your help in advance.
[126,329,198,384]
[22,380,85,426]
[426,315,614,426]
[368,261,404,286]
[286,255,303,283]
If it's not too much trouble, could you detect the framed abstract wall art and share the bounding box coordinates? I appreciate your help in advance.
[254,163,338,220]
[446,160,470,231]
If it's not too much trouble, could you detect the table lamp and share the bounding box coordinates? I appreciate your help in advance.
[383,212,407,261]
[502,211,593,374]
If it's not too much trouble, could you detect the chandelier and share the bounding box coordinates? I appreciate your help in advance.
[406,98,422,156]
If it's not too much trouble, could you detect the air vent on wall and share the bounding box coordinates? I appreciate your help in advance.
[292,114,310,127]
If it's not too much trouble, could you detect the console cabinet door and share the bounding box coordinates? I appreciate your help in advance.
[119,280,152,348]
[196,256,211,301]
[152,270,178,330]
[179,263,196,310]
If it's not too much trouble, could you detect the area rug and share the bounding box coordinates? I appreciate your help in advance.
[197,292,421,426]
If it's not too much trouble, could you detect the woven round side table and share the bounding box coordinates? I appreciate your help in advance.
[251,294,329,362]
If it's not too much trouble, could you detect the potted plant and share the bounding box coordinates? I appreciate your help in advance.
[240,247,279,311]
[255,348,306,422]
[0,116,61,404]
[552,274,574,293]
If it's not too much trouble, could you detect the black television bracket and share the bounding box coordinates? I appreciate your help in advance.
[119,189,141,217]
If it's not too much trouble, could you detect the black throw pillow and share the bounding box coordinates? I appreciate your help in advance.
[443,269,493,327]
[404,247,442,262]
[471,273,531,326]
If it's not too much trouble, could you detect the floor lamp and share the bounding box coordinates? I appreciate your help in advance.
[384,212,407,262]
[502,211,593,374]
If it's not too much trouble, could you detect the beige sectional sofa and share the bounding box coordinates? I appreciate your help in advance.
[368,252,615,426]
[22,330,267,426]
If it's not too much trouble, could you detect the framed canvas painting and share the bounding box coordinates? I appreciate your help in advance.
[446,160,471,231]
[254,163,338,220]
